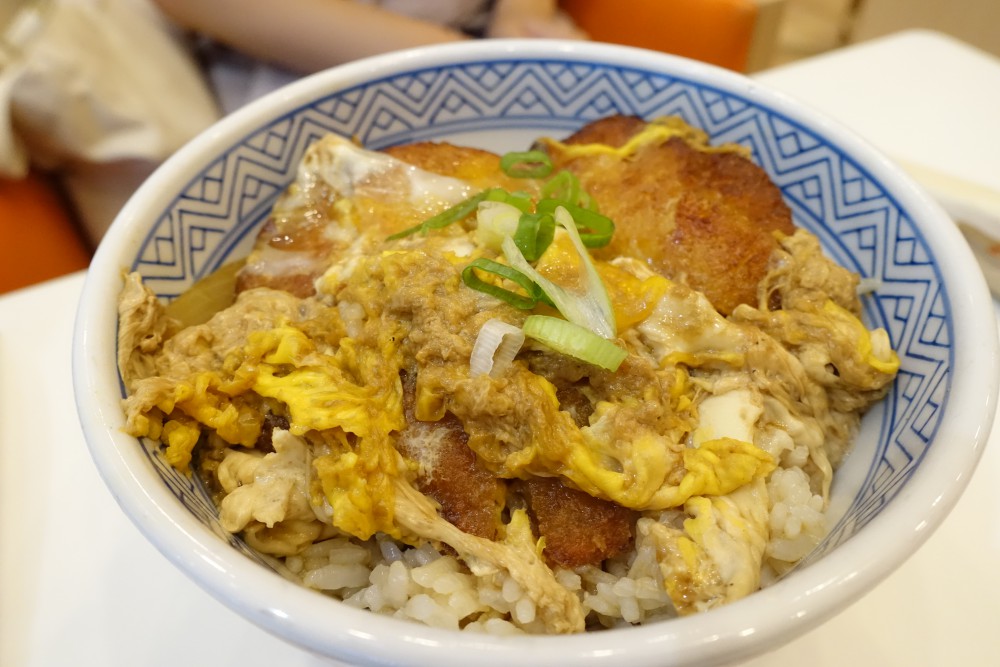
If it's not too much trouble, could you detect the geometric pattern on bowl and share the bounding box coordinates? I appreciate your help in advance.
[126,57,951,568]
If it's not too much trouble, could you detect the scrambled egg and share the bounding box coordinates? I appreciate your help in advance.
[116,126,899,632]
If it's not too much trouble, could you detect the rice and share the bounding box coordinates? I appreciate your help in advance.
[273,456,829,633]
[765,467,827,569]
[577,535,675,628]
[279,512,693,632]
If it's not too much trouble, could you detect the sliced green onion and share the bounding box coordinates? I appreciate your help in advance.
[485,188,533,212]
[540,170,580,203]
[470,318,525,378]
[477,201,556,260]
[513,212,555,262]
[501,205,616,339]
[553,205,616,337]
[540,171,599,212]
[523,315,627,371]
[475,200,523,250]
[540,170,582,206]
[536,199,614,248]
[500,150,553,179]
[461,258,552,310]
[388,189,492,240]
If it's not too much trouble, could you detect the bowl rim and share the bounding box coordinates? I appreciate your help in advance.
[72,38,999,667]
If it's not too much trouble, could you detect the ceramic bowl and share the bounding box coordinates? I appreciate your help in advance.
[72,39,998,667]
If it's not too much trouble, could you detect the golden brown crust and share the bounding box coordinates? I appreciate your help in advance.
[556,114,647,146]
[236,142,528,297]
[238,119,793,315]
[398,372,505,540]
[235,192,344,297]
[548,115,795,315]
[402,414,505,541]
[381,142,526,192]
[235,219,322,297]
[522,476,636,568]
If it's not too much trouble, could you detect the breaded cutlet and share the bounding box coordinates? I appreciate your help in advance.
[540,115,795,315]
[236,141,526,297]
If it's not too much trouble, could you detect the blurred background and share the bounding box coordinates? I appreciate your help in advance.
[775,0,999,65]
[2,0,998,294]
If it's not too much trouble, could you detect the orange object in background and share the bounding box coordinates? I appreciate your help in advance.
[560,0,767,72]
[0,171,92,295]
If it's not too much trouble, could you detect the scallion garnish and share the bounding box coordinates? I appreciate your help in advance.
[475,200,523,250]
[513,212,555,262]
[485,188,534,212]
[388,189,494,240]
[536,199,614,248]
[496,205,616,339]
[461,258,553,310]
[540,170,580,203]
[540,169,594,209]
[475,202,556,261]
[388,146,626,372]
[499,150,553,179]
[522,315,627,371]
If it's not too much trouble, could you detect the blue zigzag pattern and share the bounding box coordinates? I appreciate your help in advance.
[127,57,951,563]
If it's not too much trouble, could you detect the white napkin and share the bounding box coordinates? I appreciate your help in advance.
[0,0,220,244]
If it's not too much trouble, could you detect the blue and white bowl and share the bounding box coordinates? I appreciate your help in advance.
[72,40,998,667]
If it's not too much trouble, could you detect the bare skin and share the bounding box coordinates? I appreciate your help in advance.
[153,0,585,74]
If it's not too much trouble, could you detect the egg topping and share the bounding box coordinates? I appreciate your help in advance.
[117,120,899,631]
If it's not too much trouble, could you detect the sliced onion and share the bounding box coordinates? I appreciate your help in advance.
[552,206,616,334]
[164,259,244,327]
[470,318,526,378]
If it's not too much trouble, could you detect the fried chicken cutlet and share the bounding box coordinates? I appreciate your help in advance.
[236,139,528,297]
[537,115,795,315]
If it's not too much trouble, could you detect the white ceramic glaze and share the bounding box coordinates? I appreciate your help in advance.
[72,39,999,667]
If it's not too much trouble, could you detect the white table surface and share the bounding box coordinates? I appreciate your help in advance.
[3,29,1000,667]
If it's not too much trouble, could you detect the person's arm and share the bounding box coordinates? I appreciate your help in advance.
[487,0,587,39]
[153,0,468,73]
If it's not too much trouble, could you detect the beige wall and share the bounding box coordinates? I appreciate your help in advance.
[772,0,857,65]
[851,0,1000,58]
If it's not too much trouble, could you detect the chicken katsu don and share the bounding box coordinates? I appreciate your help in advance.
[117,115,899,633]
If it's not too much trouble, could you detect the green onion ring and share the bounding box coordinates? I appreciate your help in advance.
[536,198,614,248]
[485,188,534,213]
[499,150,554,179]
[461,258,551,310]
[540,170,582,206]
